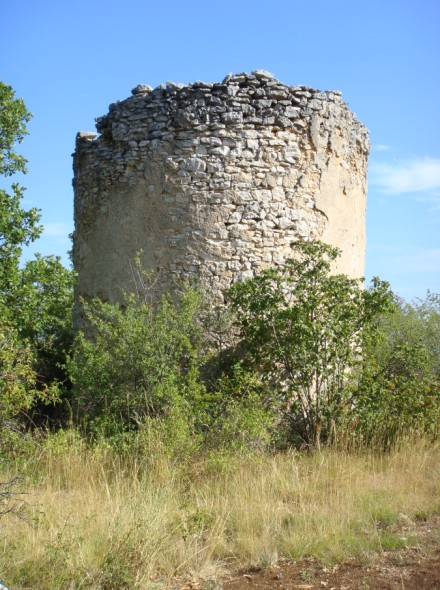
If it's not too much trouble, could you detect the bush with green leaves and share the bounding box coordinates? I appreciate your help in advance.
[226,241,393,447]
[17,256,74,375]
[6,255,75,420]
[0,320,35,444]
[0,319,48,453]
[376,291,439,378]
[201,362,277,452]
[68,287,207,443]
[352,291,440,446]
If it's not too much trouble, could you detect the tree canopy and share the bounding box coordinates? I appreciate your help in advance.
[0,82,75,444]
[0,82,42,305]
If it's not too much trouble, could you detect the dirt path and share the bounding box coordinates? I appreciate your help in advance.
[222,550,440,590]
[220,517,440,590]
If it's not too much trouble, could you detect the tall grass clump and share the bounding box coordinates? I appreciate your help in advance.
[1,433,439,589]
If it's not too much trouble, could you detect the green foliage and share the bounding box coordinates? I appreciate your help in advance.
[11,255,75,395]
[0,82,32,177]
[0,254,75,430]
[0,183,42,300]
[376,291,440,378]
[352,291,440,445]
[0,319,40,453]
[68,287,206,443]
[227,241,393,446]
[0,314,62,455]
[0,83,42,302]
[203,363,277,452]
[0,320,36,419]
[416,291,440,377]
[0,82,74,436]
[69,277,278,454]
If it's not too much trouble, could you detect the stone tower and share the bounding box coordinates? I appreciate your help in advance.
[73,70,369,307]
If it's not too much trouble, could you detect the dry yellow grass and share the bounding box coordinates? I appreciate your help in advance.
[1,435,439,589]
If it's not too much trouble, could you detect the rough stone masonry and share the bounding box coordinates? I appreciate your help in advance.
[73,70,369,308]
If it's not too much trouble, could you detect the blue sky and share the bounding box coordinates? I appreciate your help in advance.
[2,0,439,301]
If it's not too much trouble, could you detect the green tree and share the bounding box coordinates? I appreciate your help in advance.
[11,255,75,422]
[0,82,75,432]
[227,241,393,447]
[0,82,42,303]
[377,291,440,378]
[0,83,31,176]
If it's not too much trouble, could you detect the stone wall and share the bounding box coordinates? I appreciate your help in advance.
[73,70,369,307]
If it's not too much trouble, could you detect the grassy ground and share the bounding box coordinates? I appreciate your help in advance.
[1,435,439,589]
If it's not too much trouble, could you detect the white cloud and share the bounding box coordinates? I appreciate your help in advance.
[372,144,391,152]
[43,223,72,238]
[369,157,440,194]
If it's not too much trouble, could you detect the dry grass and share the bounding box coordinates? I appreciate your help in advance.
[1,435,439,589]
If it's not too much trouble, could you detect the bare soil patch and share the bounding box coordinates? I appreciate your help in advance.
[218,516,440,590]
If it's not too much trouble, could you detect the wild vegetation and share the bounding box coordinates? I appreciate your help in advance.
[1,436,439,590]
[0,83,439,589]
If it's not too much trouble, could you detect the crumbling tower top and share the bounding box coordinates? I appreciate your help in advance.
[73,70,369,307]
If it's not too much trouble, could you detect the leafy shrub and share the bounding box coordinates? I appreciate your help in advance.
[68,287,207,448]
[0,316,57,454]
[351,292,440,446]
[0,320,36,416]
[203,363,277,452]
[226,241,393,447]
